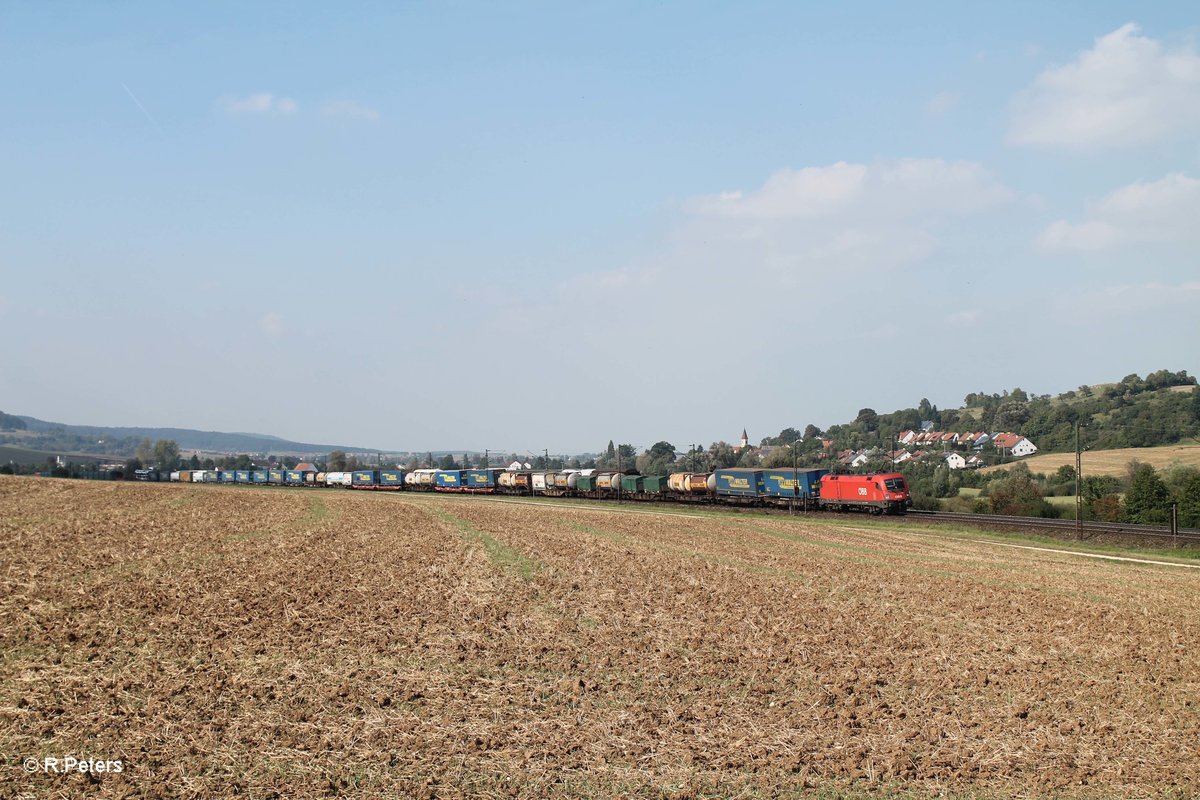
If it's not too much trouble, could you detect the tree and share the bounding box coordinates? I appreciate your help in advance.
[135,438,154,464]
[706,441,737,469]
[189,453,201,469]
[855,408,879,432]
[637,441,677,476]
[918,398,934,420]
[1081,475,1121,501]
[992,400,1031,432]
[1054,464,1076,483]
[1176,471,1200,528]
[1123,462,1170,524]
[617,444,637,467]
[736,448,761,467]
[803,423,821,440]
[932,466,952,498]
[328,450,347,471]
[152,439,181,470]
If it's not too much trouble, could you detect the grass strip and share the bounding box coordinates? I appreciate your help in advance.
[432,508,543,581]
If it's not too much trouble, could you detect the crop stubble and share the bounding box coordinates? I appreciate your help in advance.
[1,476,1198,798]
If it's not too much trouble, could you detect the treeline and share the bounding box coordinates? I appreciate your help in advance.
[784,369,1198,455]
[961,369,1199,451]
[0,429,151,455]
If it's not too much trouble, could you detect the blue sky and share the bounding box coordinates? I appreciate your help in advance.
[2,2,1198,453]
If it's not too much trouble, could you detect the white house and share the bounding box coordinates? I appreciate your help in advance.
[1010,438,1038,458]
[944,452,967,470]
[850,451,872,468]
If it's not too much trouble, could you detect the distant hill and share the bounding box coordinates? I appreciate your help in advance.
[5,416,371,456]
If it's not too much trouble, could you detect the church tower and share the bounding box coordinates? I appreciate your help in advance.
[740,428,749,449]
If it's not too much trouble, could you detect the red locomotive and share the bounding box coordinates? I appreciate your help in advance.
[818,473,911,515]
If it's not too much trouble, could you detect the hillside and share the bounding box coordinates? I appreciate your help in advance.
[2,416,371,457]
[979,444,1200,478]
[849,369,1199,455]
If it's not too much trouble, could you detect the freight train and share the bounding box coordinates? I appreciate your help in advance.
[170,466,912,515]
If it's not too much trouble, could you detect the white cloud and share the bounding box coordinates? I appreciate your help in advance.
[321,101,380,121]
[1036,220,1120,251]
[548,158,1012,327]
[690,159,1011,222]
[1067,280,1200,314]
[222,93,299,115]
[945,310,982,328]
[926,91,960,116]
[1009,23,1200,148]
[260,312,285,338]
[1037,172,1200,251]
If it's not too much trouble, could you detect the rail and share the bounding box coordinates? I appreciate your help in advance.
[905,509,1200,544]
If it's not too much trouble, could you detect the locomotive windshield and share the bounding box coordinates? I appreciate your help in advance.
[884,477,907,492]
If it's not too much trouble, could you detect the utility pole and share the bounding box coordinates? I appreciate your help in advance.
[616,441,622,504]
[790,438,800,516]
[1075,421,1083,541]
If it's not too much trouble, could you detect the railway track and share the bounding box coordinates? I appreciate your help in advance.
[905,509,1200,544]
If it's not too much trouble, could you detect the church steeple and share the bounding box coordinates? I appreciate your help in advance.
[741,428,749,448]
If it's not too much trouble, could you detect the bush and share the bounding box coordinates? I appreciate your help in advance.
[989,473,1058,518]
[910,494,942,511]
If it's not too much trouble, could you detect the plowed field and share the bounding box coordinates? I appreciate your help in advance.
[3,477,1198,798]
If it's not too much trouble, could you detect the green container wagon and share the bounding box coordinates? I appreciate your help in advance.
[642,476,670,494]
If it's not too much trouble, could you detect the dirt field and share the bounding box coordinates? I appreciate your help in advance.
[980,444,1200,478]
[3,477,1199,798]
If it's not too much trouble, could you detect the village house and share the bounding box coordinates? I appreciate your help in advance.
[944,452,967,470]
[991,433,1038,458]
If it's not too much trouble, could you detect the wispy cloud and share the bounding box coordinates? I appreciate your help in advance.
[221,92,298,115]
[1009,23,1200,148]
[321,100,380,121]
